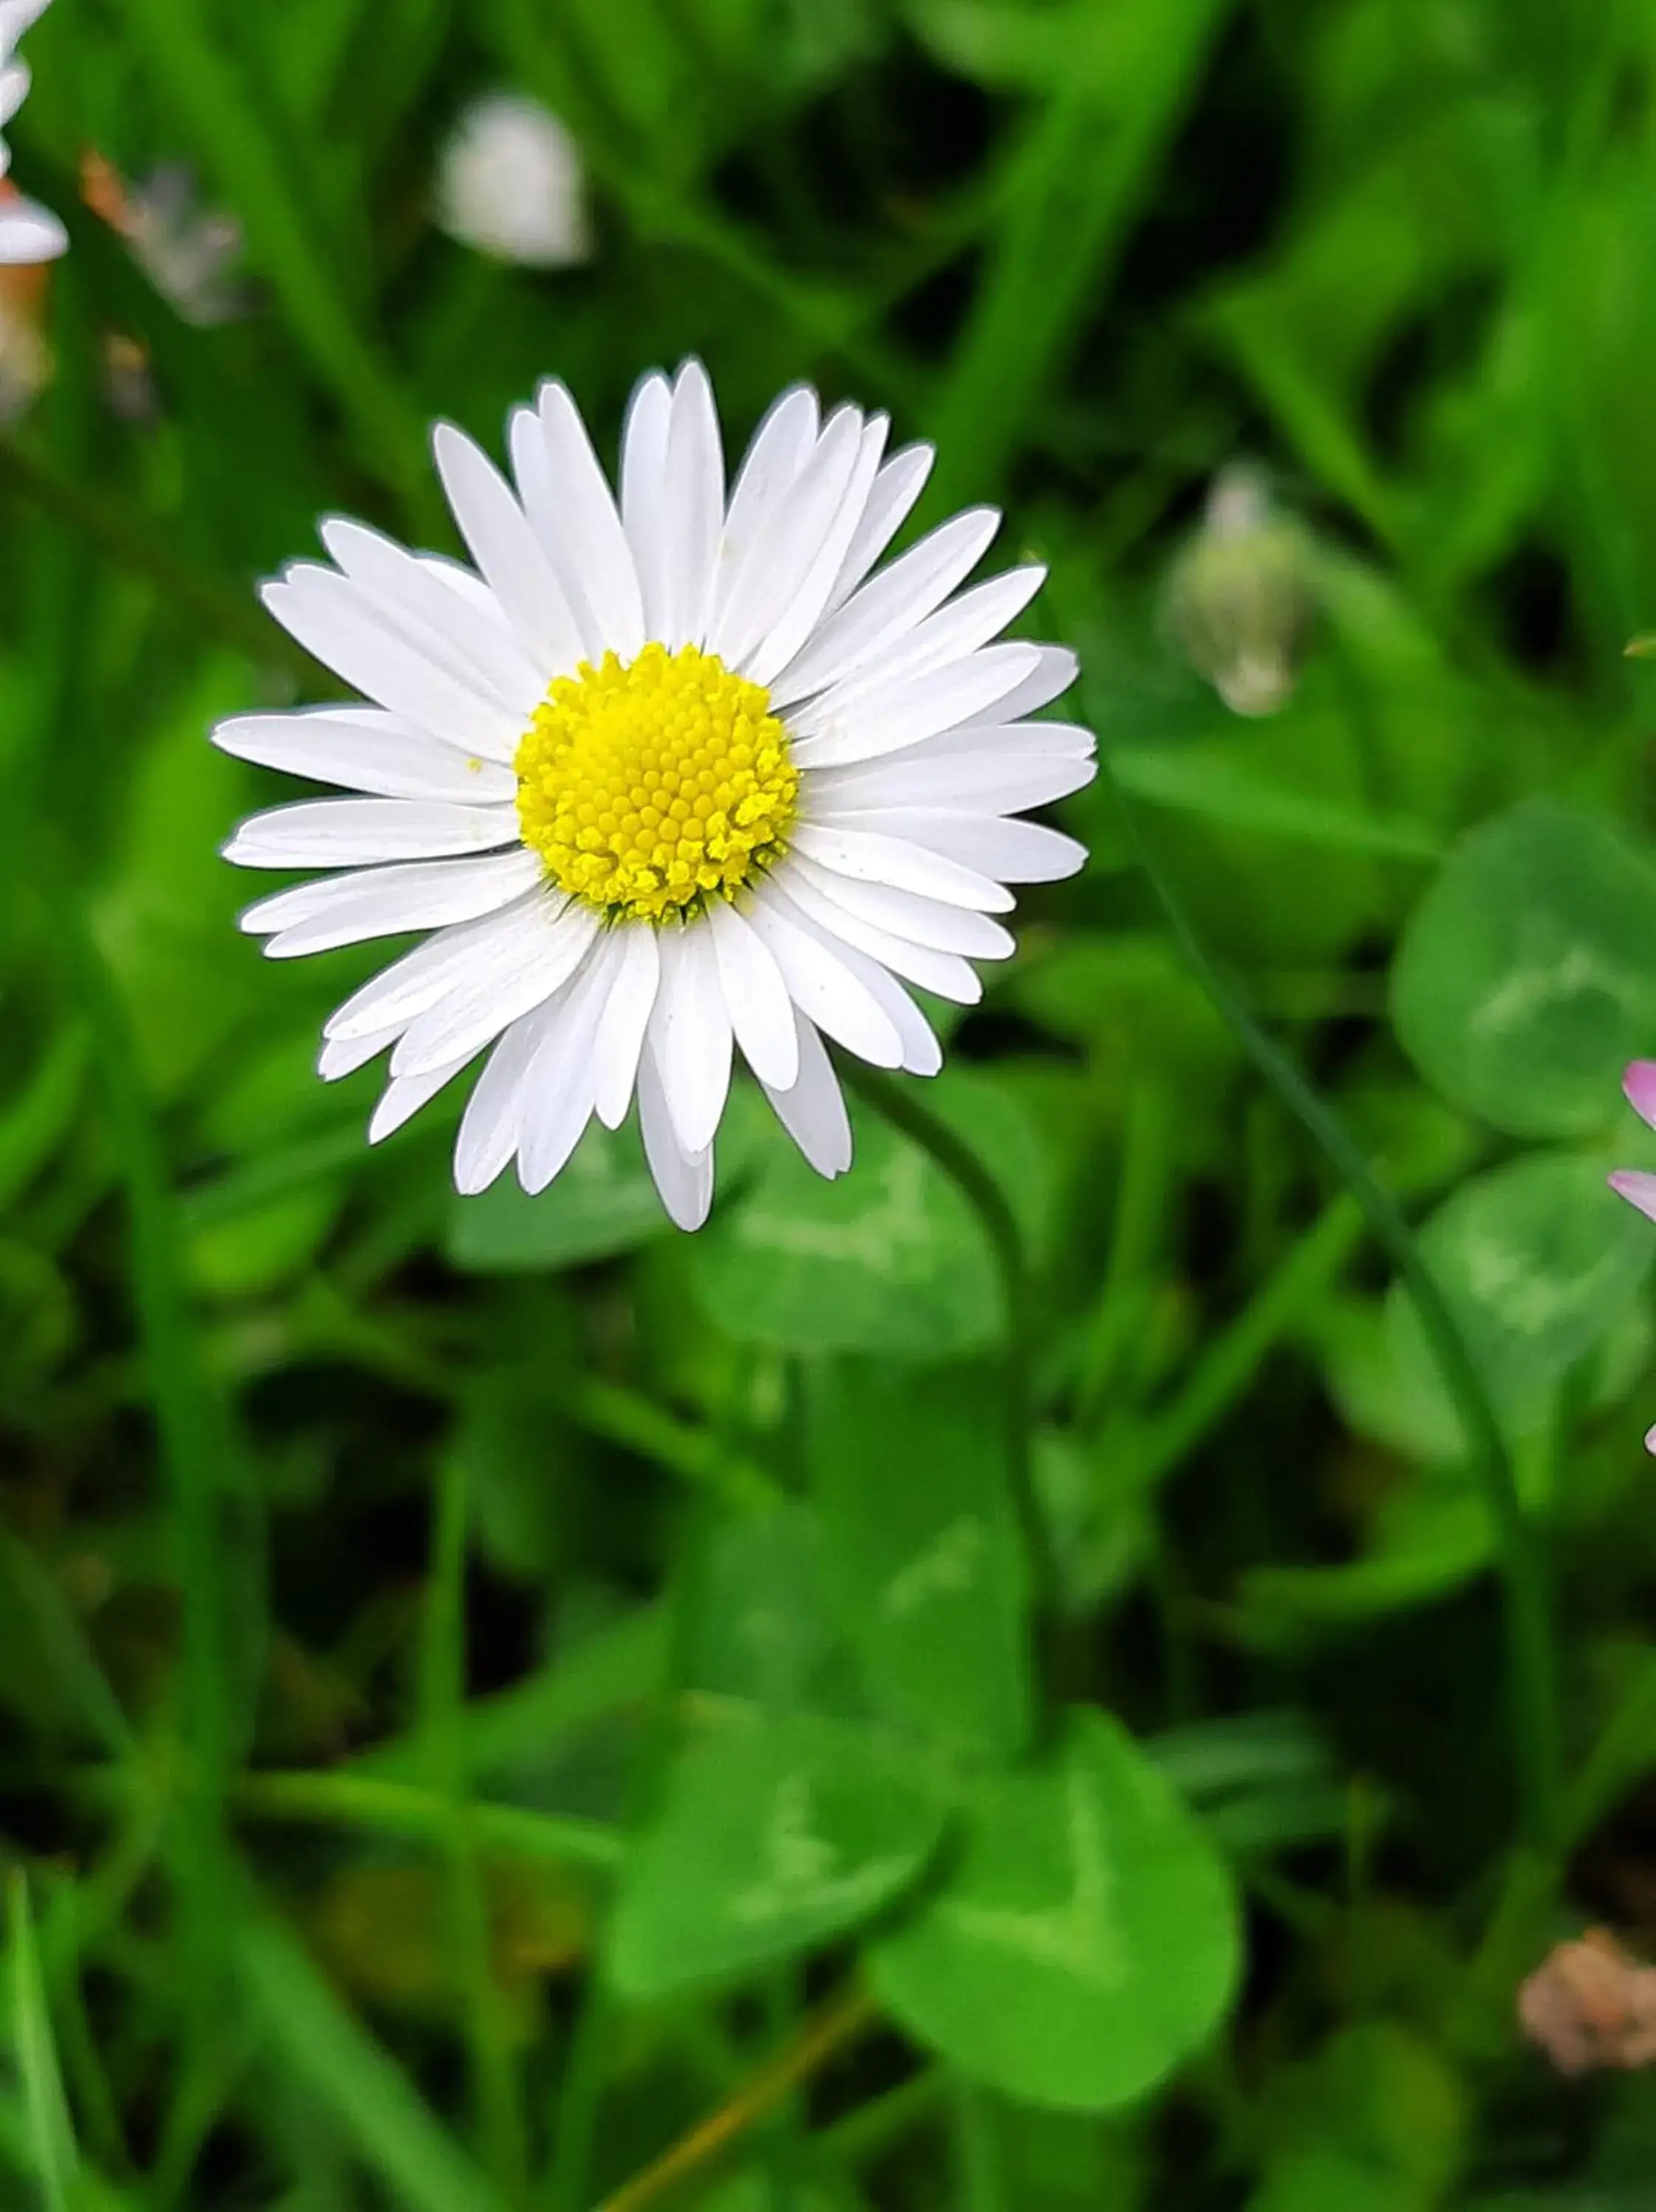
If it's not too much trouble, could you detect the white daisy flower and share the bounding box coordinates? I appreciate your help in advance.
[218,363,1094,1230]
[436,91,591,271]
[0,0,66,268]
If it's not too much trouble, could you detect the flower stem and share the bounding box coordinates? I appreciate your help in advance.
[843,1065,1056,1616]
[1095,747,1563,1851]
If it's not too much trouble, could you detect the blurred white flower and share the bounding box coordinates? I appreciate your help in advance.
[83,154,248,326]
[437,92,592,270]
[1166,466,1314,717]
[0,0,66,265]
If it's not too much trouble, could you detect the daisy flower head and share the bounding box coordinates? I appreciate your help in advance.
[1612,1057,1656,1453]
[0,0,66,267]
[218,364,1095,1229]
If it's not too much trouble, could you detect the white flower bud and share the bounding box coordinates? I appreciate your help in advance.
[1166,466,1314,717]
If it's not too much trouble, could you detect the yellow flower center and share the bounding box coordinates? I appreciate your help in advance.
[513,643,799,924]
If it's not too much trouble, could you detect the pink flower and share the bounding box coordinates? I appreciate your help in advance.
[1608,1058,1656,1453]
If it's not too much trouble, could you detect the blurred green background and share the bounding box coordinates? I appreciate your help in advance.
[9,0,1656,2205]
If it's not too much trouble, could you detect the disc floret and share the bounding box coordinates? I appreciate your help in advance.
[514,642,799,923]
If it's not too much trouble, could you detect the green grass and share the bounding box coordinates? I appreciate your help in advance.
[7,0,1656,2205]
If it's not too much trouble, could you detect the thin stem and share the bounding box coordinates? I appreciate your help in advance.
[233,1770,622,1871]
[843,1065,1054,1610]
[596,1984,878,2212]
[1095,744,1563,1852]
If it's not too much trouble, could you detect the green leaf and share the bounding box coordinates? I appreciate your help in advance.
[689,1095,1003,1356]
[608,1711,947,2000]
[91,662,272,1102]
[1387,1150,1654,1444]
[189,1182,343,1298]
[807,1360,1034,1761]
[1250,2152,1424,2212]
[1248,2024,1464,2212]
[5,1875,80,2212]
[1393,801,1656,1139]
[678,1501,858,1719]
[870,1710,1240,2111]
[998,2101,1149,2211]
[447,1120,672,1273]
[700,2177,840,2212]
[1110,738,1441,860]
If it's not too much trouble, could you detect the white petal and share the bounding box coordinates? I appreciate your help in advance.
[620,371,674,643]
[819,566,1046,707]
[706,386,820,646]
[762,1013,852,1178]
[0,197,66,264]
[978,644,1079,726]
[789,643,1042,769]
[776,865,981,1003]
[390,903,601,1077]
[742,416,889,688]
[846,808,1087,883]
[787,852,1014,957]
[770,889,942,1074]
[518,382,646,660]
[369,1054,476,1144]
[224,797,518,869]
[708,898,799,1090]
[453,997,566,1194]
[713,407,865,670]
[215,706,515,804]
[262,567,521,759]
[517,938,620,1192]
[902,718,1097,764]
[246,849,543,958]
[0,59,29,126]
[744,888,904,1068]
[821,443,935,615]
[790,821,1014,913]
[770,507,1001,707]
[848,959,942,1075]
[638,1040,714,1231]
[433,421,585,674]
[661,361,724,649]
[592,925,661,1129]
[318,518,543,714]
[325,891,568,1042]
[815,749,1096,815]
[650,925,734,1158]
[0,2,53,47]
[319,1024,401,1081]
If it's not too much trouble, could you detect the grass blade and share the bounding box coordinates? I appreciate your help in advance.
[6,1874,80,2212]
[235,1911,515,2212]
